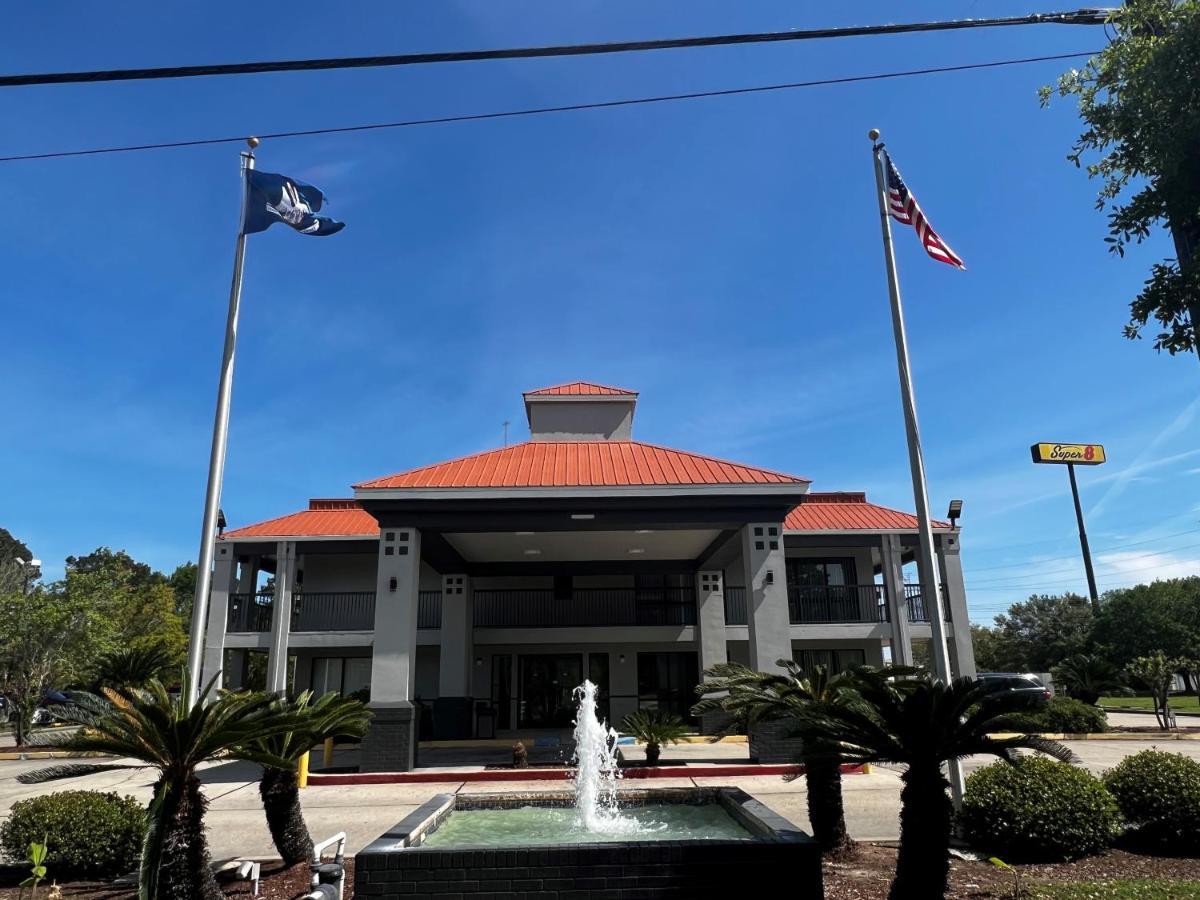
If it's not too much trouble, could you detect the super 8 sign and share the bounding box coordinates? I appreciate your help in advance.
[1030,443,1106,466]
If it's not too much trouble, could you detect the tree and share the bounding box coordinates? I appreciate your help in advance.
[1091,578,1200,669]
[620,710,690,767]
[1042,0,1200,358]
[806,671,1072,899]
[693,661,877,855]
[89,645,175,691]
[970,624,1026,672]
[235,692,371,865]
[0,587,90,747]
[169,563,197,626]
[1127,651,1192,729]
[61,549,188,675]
[1051,653,1127,705]
[0,528,37,595]
[984,594,1094,673]
[20,676,301,900]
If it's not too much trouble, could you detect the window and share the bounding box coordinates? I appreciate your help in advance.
[786,558,858,587]
[637,652,700,721]
[310,656,371,697]
[793,648,867,675]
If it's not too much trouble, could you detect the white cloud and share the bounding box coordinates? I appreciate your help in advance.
[1095,549,1200,589]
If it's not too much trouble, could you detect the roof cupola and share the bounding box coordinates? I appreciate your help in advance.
[522,381,638,441]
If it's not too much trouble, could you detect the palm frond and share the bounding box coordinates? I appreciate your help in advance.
[18,762,138,785]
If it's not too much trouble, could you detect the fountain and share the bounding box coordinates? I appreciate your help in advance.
[355,681,823,898]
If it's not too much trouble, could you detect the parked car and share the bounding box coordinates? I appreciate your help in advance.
[976,672,1052,705]
[32,689,75,725]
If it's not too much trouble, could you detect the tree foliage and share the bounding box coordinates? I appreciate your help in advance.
[972,594,1093,673]
[1127,651,1194,729]
[1091,578,1200,664]
[1043,0,1200,355]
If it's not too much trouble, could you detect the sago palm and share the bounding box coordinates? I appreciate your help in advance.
[803,670,1073,900]
[89,644,175,691]
[19,674,302,900]
[235,691,371,864]
[620,710,691,765]
[693,660,875,855]
[1051,653,1126,705]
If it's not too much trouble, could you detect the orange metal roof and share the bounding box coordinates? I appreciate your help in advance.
[355,441,808,490]
[785,492,949,531]
[524,381,637,397]
[222,500,379,539]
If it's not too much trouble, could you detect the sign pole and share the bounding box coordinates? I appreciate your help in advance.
[869,128,964,806]
[1030,443,1106,614]
[1067,462,1100,612]
[185,139,258,706]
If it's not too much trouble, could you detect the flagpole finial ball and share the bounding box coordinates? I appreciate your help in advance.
[247,136,261,149]
[868,128,880,141]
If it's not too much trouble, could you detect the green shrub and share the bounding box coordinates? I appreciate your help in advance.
[960,757,1120,861]
[999,697,1108,734]
[0,790,145,878]
[1104,749,1200,851]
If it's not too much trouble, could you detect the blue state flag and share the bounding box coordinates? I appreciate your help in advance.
[243,170,345,236]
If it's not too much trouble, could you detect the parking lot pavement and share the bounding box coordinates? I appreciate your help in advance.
[6,734,1200,859]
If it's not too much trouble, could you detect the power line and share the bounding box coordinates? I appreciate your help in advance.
[965,543,1200,589]
[0,11,1111,88]
[965,526,1200,573]
[0,51,1097,164]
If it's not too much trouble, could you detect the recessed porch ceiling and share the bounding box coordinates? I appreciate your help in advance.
[442,529,721,563]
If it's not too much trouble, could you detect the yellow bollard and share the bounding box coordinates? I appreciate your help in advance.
[323,736,335,769]
[298,750,310,789]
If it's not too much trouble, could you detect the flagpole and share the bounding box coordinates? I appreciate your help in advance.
[869,128,965,806]
[185,137,259,706]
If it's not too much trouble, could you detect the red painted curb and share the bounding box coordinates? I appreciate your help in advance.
[307,763,863,786]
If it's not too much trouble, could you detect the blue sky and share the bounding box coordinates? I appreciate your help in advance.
[3,2,1198,624]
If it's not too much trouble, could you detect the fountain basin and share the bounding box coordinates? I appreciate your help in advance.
[355,787,823,898]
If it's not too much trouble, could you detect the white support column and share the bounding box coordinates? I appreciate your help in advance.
[695,570,728,673]
[435,573,475,739]
[199,543,237,694]
[937,533,977,679]
[742,523,792,673]
[881,534,914,667]
[265,541,296,694]
[360,527,422,771]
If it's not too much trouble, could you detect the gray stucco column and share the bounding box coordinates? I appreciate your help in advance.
[265,541,296,694]
[881,534,914,666]
[236,554,259,595]
[742,523,792,673]
[199,543,237,694]
[434,573,474,739]
[360,527,421,772]
[696,569,730,735]
[937,533,977,678]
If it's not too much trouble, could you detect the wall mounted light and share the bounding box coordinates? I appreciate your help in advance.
[388,577,397,592]
[765,570,775,585]
[619,654,626,663]
[947,499,963,528]
[475,657,484,667]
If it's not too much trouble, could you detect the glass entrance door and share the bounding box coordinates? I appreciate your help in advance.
[518,654,583,728]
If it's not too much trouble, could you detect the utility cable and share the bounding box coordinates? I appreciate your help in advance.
[0,50,1096,163]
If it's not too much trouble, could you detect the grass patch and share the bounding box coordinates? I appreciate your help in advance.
[1031,879,1200,898]
[1101,696,1200,711]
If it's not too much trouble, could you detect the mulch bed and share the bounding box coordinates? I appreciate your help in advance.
[824,845,1200,899]
[222,859,355,900]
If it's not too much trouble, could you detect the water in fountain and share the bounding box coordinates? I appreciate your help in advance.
[571,680,645,834]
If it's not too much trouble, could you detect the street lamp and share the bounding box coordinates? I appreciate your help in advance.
[946,500,963,528]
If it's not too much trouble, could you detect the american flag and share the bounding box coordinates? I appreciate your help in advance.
[884,152,965,270]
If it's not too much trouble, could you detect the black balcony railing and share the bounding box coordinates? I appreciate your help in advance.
[418,591,442,629]
[292,592,375,631]
[228,590,274,633]
[724,586,747,625]
[789,585,889,624]
[474,587,696,628]
[905,584,951,623]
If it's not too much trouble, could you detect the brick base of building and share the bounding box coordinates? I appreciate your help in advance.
[748,718,805,764]
[359,703,417,772]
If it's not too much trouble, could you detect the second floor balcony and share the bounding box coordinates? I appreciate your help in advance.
[226,582,946,633]
[723,584,948,626]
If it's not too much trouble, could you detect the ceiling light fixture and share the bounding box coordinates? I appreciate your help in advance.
[515,531,535,536]
[628,548,645,555]
[570,513,595,520]
[635,529,654,534]
[523,549,542,556]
